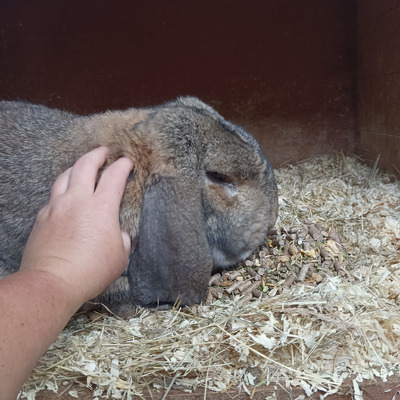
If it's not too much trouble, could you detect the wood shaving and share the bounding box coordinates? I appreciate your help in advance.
[21,155,400,399]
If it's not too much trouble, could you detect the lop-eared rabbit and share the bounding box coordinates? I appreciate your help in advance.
[0,97,278,316]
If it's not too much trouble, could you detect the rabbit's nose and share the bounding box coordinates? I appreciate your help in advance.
[211,246,253,267]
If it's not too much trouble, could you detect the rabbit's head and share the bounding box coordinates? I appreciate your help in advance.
[124,97,278,308]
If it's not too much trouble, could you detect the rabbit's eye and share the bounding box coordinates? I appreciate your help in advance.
[206,171,238,197]
[206,171,230,185]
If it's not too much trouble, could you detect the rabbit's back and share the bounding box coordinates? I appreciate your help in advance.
[0,101,79,276]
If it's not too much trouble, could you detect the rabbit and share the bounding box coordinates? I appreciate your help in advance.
[0,97,278,316]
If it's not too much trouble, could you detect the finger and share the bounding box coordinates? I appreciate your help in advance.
[50,167,72,199]
[95,157,133,210]
[67,147,109,194]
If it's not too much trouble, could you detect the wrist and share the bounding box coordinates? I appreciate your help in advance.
[13,269,82,316]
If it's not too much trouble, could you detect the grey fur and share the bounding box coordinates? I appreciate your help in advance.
[0,97,278,316]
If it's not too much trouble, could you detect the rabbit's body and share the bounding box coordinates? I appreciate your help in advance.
[0,97,278,315]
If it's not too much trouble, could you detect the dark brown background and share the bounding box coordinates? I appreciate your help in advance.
[0,0,356,169]
[1,1,399,398]
[357,0,400,175]
[1,0,399,175]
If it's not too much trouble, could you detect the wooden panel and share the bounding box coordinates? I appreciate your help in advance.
[358,0,400,24]
[357,1,400,176]
[358,5,400,77]
[0,0,356,167]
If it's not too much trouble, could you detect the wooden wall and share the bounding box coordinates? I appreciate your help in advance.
[357,0,400,177]
[0,0,357,168]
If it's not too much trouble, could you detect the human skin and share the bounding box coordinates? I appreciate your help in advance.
[0,147,133,400]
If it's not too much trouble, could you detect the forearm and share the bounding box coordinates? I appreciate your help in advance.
[0,270,79,400]
[0,149,132,399]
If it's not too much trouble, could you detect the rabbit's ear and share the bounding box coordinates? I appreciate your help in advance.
[127,174,213,307]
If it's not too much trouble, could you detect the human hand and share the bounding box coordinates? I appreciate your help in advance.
[20,146,133,309]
